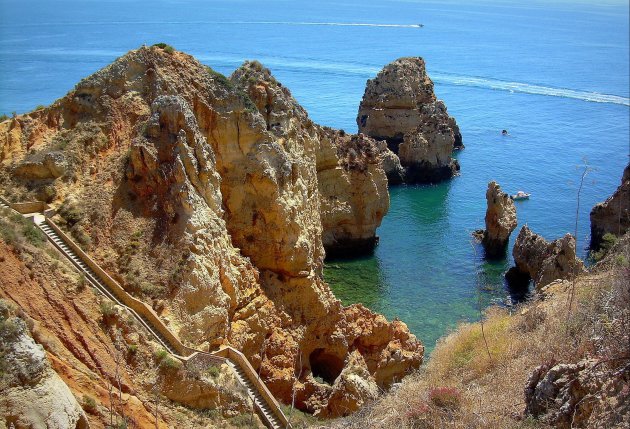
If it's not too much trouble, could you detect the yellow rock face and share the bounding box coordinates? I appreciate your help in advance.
[0,47,423,416]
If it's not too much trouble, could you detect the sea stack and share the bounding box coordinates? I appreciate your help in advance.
[481,181,517,258]
[510,226,585,289]
[357,57,462,184]
[590,163,630,250]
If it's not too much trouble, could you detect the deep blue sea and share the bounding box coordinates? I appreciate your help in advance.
[1,0,628,353]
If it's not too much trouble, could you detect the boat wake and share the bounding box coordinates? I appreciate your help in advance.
[431,73,630,107]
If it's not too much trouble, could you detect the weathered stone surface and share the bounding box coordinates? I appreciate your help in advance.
[160,361,250,414]
[590,163,630,250]
[0,310,89,429]
[0,47,423,417]
[357,57,462,184]
[315,129,390,257]
[512,226,585,289]
[525,359,630,429]
[481,181,517,258]
[13,151,67,179]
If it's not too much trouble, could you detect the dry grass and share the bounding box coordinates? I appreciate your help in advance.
[329,238,629,429]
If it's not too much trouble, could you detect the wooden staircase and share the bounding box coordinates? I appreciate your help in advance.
[25,214,289,429]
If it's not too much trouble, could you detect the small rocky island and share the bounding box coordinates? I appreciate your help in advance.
[475,181,518,258]
[357,57,463,184]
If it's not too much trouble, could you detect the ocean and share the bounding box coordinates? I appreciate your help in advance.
[1,0,628,353]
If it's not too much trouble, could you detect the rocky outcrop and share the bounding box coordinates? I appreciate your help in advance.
[315,129,390,257]
[0,304,89,429]
[590,163,630,250]
[0,47,422,416]
[479,181,517,258]
[525,359,630,429]
[230,61,392,257]
[357,57,462,184]
[13,151,68,179]
[511,226,585,289]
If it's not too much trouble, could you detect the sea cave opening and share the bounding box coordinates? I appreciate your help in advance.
[309,348,344,385]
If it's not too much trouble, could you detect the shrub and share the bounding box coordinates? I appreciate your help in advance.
[228,414,255,428]
[77,273,87,291]
[592,233,618,261]
[127,343,138,355]
[154,349,181,370]
[427,386,462,410]
[100,301,116,318]
[0,114,9,121]
[21,223,45,246]
[152,43,174,54]
[82,395,97,413]
[205,66,234,90]
[35,105,46,111]
[207,365,220,379]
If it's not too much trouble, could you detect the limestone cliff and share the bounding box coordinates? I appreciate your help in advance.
[357,57,462,184]
[0,304,89,429]
[480,181,517,258]
[229,61,392,257]
[511,226,585,289]
[315,129,390,257]
[590,163,630,250]
[0,46,422,417]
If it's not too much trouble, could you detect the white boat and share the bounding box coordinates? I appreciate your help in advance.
[511,191,530,201]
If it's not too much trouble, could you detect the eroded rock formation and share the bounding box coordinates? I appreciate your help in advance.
[525,359,630,429]
[0,304,89,429]
[590,163,630,250]
[357,57,462,183]
[511,226,585,289]
[480,181,517,258]
[0,46,422,417]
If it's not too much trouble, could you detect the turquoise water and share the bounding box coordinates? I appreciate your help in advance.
[1,0,629,353]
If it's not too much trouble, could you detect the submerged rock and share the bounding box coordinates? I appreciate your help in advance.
[511,226,585,289]
[590,163,630,250]
[357,57,462,184]
[481,181,517,258]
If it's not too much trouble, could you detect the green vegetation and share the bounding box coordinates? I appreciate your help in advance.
[228,414,257,428]
[591,232,618,261]
[152,43,174,54]
[154,348,181,370]
[0,114,9,122]
[207,365,220,379]
[0,207,45,248]
[82,395,97,413]
[281,405,322,428]
[34,105,46,111]
[99,301,116,318]
[204,65,258,113]
[127,343,138,355]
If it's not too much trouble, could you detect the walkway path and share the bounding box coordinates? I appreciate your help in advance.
[0,199,289,429]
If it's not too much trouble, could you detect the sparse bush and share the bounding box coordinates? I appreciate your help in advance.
[427,386,462,410]
[152,43,174,54]
[127,343,138,355]
[100,301,116,318]
[0,113,9,121]
[228,414,255,428]
[82,395,97,413]
[34,105,46,111]
[207,365,220,379]
[154,348,181,370]
[592,233,618,261]
[21,222,45,246]
[77,273,86,291]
